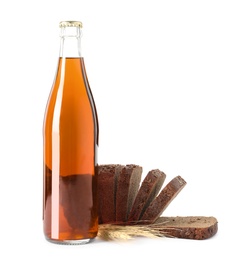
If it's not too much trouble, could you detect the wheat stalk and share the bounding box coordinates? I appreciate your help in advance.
[98,222,172,241]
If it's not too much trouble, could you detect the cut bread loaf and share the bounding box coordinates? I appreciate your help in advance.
[154,216,218,240]
[116,164,143,223]
[128,169,166,224]
[97,164,218,240]
[97,164,123,224]
[140,176,187,224]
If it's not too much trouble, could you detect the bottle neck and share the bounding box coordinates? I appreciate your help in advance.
[59,26,82,58]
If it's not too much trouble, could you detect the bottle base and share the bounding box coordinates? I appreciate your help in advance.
[45,237,94,245]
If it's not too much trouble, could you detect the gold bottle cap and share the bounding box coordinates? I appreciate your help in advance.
[59,21,83,28]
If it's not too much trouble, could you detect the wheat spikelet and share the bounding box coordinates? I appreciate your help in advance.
[98,223,171,241]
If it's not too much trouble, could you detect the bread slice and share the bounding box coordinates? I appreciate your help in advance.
[127,169,166,224]
[154,216,218,240]
[116,164,142,223]
[97,164,123,224]
[140,175,186,224]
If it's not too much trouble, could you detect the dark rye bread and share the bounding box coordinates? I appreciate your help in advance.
[155,216,218,240]
[140,175,186,224]
[127,169,166,224]
[116,164,142,223]
[97,164,123,224]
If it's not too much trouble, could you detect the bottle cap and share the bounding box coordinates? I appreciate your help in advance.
[59,21,83,28]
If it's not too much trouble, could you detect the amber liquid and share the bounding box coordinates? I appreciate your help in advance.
[43,58,98,242]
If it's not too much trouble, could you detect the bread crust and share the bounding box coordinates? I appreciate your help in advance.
[97,164,123,224]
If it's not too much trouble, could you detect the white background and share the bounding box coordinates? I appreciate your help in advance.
[0,0,243,259]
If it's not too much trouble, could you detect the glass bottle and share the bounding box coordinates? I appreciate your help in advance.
[43,21,99,245]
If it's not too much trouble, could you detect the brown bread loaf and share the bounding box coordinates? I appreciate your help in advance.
[97,164,123,224]
[97,164,218,240]
[127,169,166,224]
[116,164,142,223]
[155,216,218,240]
[140,175,186,224]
